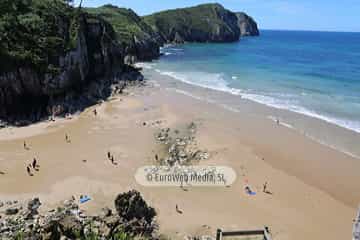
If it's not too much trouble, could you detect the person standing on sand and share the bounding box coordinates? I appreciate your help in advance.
[26,166,32,176]
[93,109,97,116]
[32,158,37,170]
[263,182,268,193]
[263,182,273,194]
[65,134,70,143]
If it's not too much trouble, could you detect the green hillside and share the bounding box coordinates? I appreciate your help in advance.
[143,3,241,43]
[0,0,78,72]
[85,5,158,45]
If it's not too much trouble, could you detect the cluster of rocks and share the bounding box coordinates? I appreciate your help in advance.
[0,190,158,240]
[155,122,209,166]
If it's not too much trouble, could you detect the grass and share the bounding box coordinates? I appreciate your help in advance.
[85,5,157,45]
[143,3,238,40]
[0,0,77,72]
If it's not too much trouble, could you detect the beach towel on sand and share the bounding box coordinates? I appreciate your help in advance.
[80,195,91,204]
[245,186,256,195]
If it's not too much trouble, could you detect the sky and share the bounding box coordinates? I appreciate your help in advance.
[74,0,360,32]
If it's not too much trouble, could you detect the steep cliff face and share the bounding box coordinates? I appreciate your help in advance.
[0,0,137,125]
[0,1,260,125]
[86,5,162,63]
[235,12,260,36]
[143,3,241,43]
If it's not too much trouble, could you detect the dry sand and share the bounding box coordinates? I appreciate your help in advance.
[0,71,359,240]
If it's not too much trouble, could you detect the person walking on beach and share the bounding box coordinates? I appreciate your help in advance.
[263,182,268,193]
[65,134,70,143]
[93,109,97,116]
[32,158,38,170]
[176,204,183,214]
[263,181,272,194]
[26,165,32,176]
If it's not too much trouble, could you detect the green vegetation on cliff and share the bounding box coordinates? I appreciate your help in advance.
[0,0,78,72]
[85,5,157,46]
[143,3,241,43]
[0,0,127,123]
[0,1,259,124]
[85,5,161,61]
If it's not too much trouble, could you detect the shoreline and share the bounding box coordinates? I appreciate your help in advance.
[143,68,360,207]
[0,69,359,240]
[156,38,360,136]
[139,63,360,160]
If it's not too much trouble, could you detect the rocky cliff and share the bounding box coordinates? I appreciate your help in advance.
[86,5,162,63]
[0,1,259,126]
[0,190,158,239]
[143,3,242,43]
[0,0,142,125]
[236,12,260,36]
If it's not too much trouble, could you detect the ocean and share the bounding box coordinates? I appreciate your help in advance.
[146,30,360,134]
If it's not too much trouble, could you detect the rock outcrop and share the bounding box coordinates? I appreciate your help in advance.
[0,1,141,125]
[0,1,259,125]
[155,122,209,166]
[143,3,242,43]
[235,12,260,36]
[86,5,162,63]
[0,191,158,239]
[114,190,157,236]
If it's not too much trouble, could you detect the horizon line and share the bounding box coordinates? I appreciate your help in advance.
[77,2,360,34]
[260,28,360,33]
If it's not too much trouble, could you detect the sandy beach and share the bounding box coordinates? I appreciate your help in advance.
[0,69,359,240]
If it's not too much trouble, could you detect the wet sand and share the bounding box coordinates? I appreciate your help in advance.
[0,70,359,240]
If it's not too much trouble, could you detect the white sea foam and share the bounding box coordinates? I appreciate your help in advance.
[166,88,241,115]
[160,46,184,56]
[160,44,184,51]
[166,48,184,52]
[156,69,360,134]
[166,88,203,101]
[164,84,360,159]
[158,70,235,94]
[135,62,154,69]
[304,133,360,159]
[266,116,360,159]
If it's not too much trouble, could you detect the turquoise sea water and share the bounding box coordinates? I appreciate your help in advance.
[148,30,360,133]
